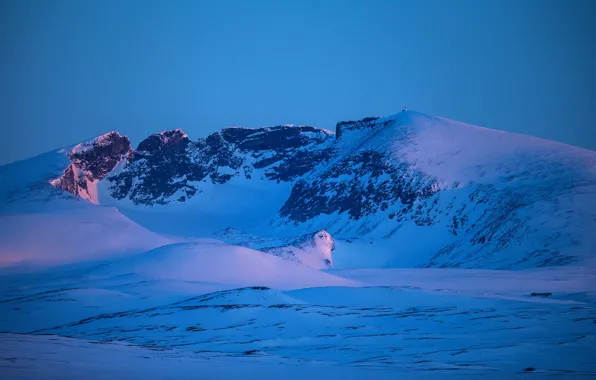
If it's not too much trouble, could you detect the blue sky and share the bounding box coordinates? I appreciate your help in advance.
[1,0,595,164]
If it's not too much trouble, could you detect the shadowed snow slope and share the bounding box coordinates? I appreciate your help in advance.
[89,241,358,290]
[0,149,170,268]
[0,206,170,267]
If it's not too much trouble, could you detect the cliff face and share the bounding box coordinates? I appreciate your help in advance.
[103,126,335,205]
[51,132,131,203]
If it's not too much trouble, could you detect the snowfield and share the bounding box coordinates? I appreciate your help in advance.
[0,207,171,267]
[0,264,595,379]
[1,110,595,379]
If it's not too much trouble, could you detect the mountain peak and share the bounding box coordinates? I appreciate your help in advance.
[137,129,190,152]
[52,132,131,204]
[70,131,129,155]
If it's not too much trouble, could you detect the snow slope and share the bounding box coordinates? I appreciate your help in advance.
[87,241,357,290]
[0,333,429,380]
[0,206,171,267]
[272,111,596,269]
[1,264,595,378]
[0,148,170,268]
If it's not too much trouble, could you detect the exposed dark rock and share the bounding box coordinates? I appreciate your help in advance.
[336,117,379,140]
[280,150,439,222]
[108,130,197,205]
[52,132,131,200]
[530,292,552,298]
[104,126,334,205]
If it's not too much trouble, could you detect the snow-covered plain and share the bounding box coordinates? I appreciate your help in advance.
[1,111,596,379]
[1,246,595,379]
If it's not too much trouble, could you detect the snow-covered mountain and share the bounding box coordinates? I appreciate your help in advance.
[40,110,596,269]
[3,110,596,269]
[2,110,596,379]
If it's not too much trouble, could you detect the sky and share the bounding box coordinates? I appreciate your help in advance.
[1,0,595,165]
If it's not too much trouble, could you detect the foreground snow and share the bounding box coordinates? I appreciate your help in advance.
[1,260,595,379]
[0,333,475,380]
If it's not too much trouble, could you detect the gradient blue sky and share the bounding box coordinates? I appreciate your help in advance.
[1,0,595,164]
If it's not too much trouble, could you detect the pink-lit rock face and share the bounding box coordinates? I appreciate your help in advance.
[51,132,131,204]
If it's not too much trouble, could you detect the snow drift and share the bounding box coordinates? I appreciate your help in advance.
[88,241,357,290]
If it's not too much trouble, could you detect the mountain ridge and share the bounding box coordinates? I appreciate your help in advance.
[3,110,595,269]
